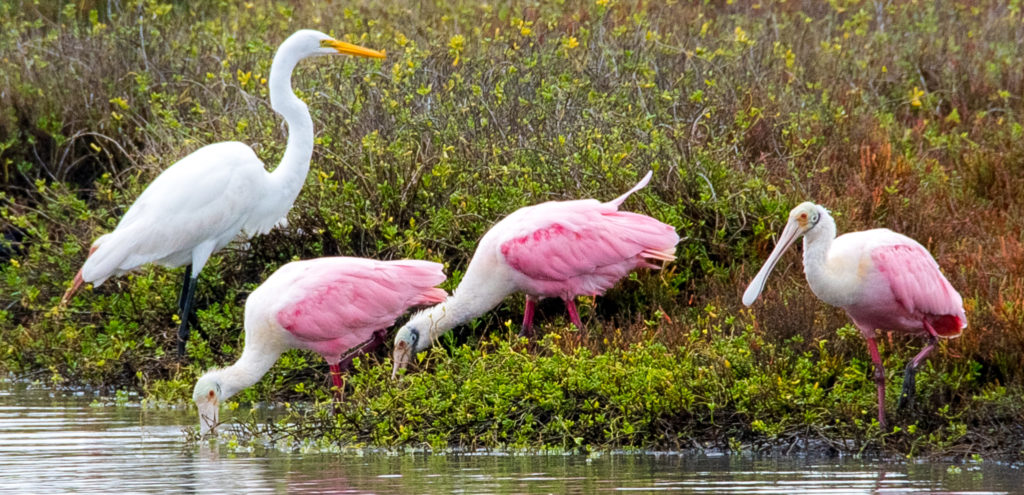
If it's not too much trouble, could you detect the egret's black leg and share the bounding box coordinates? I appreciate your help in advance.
[176,264,193,312]
[898,336,938,410]
[176,275,198,358]
[176,264,208,344]
[189,310,207,341]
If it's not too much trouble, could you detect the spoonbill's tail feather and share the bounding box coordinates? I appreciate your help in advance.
[640,246,677,263]
[608,171,653,208]
[410,287,449,306]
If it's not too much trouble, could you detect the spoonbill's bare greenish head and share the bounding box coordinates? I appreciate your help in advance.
[742,202,827,306]
[192,373,223,437]
[391,324,422,379]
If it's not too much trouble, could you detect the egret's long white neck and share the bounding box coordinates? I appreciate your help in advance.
[267,41,315,198]
[408,257,517,352]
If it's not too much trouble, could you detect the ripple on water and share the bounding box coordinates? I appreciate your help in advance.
[0,383,1019,494]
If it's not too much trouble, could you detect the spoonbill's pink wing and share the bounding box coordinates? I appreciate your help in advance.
[500,205,678,294]
[274,258,447,355]
[871,243,966,335]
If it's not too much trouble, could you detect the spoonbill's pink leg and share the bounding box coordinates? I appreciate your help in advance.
[898,320,941,410]
[330,328,389,408]
[865,336,888,430]
[329,363,345,403]
[518,296,537,338]
[564,298,586,332]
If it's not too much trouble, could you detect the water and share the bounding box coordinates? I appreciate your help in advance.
[0,382,1020,494]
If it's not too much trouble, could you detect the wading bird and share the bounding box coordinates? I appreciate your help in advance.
[60,30,385,357]
[391,171,679,377]
[742,202,966,429]
[192,257,446,436]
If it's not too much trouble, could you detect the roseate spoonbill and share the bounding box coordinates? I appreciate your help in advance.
[742,202,966,429]
[192,257,446,436]
[60,30,385,357]
[391,171,679,376]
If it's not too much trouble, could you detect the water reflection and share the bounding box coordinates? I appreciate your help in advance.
[0,382,1018,494]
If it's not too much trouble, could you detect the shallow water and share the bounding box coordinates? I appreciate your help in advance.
[0,382,1020,494]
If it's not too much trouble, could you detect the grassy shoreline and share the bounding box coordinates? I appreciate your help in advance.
[209,329,1024,460]
[3,1,1024,458]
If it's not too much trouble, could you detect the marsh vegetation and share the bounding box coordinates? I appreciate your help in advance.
[2,0,1023,458]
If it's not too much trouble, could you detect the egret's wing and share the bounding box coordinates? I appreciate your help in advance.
[82,142,265,281]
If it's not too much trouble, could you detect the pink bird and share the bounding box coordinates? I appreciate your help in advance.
[742,202,966,429]
[192,257,446,435]
[391,171,679,376]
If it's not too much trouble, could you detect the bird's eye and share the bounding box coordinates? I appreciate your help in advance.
[208,390,215,399]
[799,213,807,220]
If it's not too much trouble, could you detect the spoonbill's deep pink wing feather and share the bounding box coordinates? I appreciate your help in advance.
[870,243,966,335]
[499,203,678,297]
[274,258,447,359]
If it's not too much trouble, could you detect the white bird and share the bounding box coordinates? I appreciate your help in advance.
[391,172,679,376]
[60,30,385,357]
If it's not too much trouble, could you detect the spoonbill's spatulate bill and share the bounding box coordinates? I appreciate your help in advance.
[391,171,679,377]
[192,257,446,436]
[61,30,385,357]
[743,202,966,429]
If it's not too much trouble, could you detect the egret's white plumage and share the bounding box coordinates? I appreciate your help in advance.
[61,30,385,356]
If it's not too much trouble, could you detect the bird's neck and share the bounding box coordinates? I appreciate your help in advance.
[802,216,835,268]
[410,256,517,352]
[802,213,848,306]
[212,325,285,401]
[267,48,314,199]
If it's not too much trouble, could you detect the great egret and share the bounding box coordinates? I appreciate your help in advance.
[61,30,385,357]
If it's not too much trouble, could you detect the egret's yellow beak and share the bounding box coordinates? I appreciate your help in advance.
[322,39,386,59]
